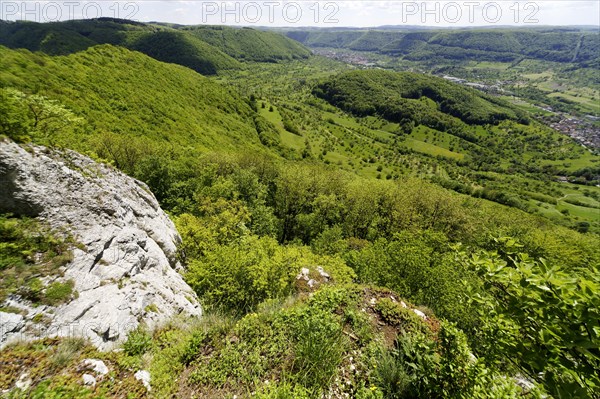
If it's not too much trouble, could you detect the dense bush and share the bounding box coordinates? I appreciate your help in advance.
[184,234,354,313]
[123,327,153,356]
[457,237,600,397]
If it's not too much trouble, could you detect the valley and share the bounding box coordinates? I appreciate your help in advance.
[0,18,599,399]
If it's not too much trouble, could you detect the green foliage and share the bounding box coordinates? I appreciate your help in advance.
[0,19,311,75]
[291,306,346,389]
[50,338,86,368]
[175,199,251,260]
[254,382,312,398]
[0,19,230,73]
[0,88,82,143]
[123,327,152,356]
[0,88,29,141]
[375,332,441,398]
[181,285,428,396]
[183,25,311,62]
[345,231,478,328]
[42,280,75,306]
[374,348,411,399]
[374,298,428,332]
[314,70,527,130]
[128,30,240,75]
[0,338,147,397]
[0,44,266,156]
[374,322,529,399]
[168,154,598,327]
[457,237,600,397]
[185,234,354,313]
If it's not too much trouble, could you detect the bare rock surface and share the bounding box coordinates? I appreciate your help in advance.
[0,140,202,349]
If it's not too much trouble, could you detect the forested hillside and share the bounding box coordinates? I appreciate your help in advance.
[286,28,600,66]
[0,19,310,74]
[0,44,277,154]
[314,70,527,127]
[182,25,312,62]
[1,19,599,399]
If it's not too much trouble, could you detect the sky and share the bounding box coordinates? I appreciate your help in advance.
[1,1,599,28]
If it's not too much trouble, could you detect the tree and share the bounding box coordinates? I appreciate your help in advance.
[0,88,82,143]
[576,221,590,234]
[457,237,600,397]
[0,89,28,140]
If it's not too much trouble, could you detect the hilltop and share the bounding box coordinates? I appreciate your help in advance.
[314,69,527,128]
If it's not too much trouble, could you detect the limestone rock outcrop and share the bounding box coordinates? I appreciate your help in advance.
[0,140,202,349]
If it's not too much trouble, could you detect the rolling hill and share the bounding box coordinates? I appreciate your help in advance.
[182,25,312,62]
[0,19,312,74]
[314,69,528,130]
[0,44,275,152]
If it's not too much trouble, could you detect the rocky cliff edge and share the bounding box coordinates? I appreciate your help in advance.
[0,139,202,350]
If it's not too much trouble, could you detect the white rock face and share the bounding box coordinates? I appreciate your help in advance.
[0,140,202,350]
[0,312,24,344]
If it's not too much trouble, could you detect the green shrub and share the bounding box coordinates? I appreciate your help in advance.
[123,327,152,356]
[374,349,411,399]
[185,235,354,314]
[0,214,73,303]
[0,88,31,142]
[373,321,504,399]
[457,238,600,397]
[374,298,428,333]
[18,278,44,302]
